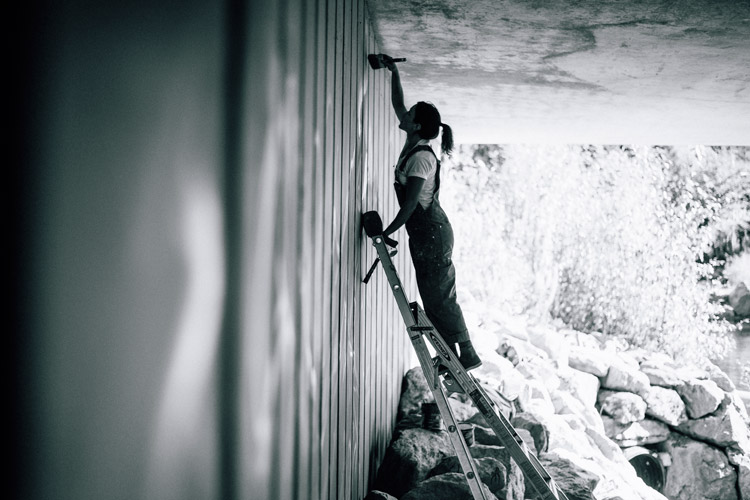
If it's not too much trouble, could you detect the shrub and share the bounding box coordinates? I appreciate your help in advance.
[441,145,749,365]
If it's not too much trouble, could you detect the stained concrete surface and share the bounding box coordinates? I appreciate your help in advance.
[367,0,750,144]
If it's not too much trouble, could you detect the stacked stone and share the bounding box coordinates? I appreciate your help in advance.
[365,317,749,500]
[583,342,750,500]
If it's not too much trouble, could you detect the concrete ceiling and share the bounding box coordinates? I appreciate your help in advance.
[366,0,750,145]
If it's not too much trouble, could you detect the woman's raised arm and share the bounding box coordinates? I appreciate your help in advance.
[385,58,407,121]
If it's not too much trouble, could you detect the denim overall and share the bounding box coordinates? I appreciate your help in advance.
[394,146,470,345]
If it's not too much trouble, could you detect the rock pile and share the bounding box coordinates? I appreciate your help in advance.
[592,342,750,500]
[366,316,750,500]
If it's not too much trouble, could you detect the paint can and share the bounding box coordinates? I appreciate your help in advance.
[421,402,443,431]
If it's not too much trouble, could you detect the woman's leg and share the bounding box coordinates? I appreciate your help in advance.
[412,256,469,344]
[407,210,481,369]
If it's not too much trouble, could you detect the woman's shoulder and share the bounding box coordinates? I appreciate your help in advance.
[410,148,437,165]
[406,149,437,178]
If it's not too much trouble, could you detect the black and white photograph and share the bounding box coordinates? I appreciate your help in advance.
[11,1,750,499]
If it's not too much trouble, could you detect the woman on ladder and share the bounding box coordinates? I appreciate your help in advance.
[378,54,482,371]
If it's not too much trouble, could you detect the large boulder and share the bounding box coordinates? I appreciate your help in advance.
[453,380,515,422]
[730,451,750,500]
[397,367,433,422]
[471,425,502,447]
[558,328,603,351]
[534,413,600,460]
[372,428,455,497]
[472,353,529,405]
[676,379,725,419]
[598,390,647,424]
[552,389,605,432]
[364,491,397,500]
[639,352,678,369]
[527,324,570,369]
[516,357,561,394]
[511,412,549,454]
[469,425,537,457]
[706,362,736,392]
[736,390,750,418]
[676,395,750,449]
[497,335,552,366]
[476,383,517,421]
[601,362,651,396]
[516,377,555,417]
[448,396,480,423]
[663,433,738,500]
[560,368,601,409]
[584,425,624,462]
[514,428,538,456]
[426,456,518,499]
[642,386,688,426]
[568,346,611,377]
[400,473,499,500]
[468,444,525,500]
[526,453,599,500]
[639,364,684,388]
[602,417,670,447]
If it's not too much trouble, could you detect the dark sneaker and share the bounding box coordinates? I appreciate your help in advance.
[459,345,482,371]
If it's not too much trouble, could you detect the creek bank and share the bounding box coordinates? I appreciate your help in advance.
[366,315,750,500]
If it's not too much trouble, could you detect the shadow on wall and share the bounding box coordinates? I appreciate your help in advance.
[13,1,412,500]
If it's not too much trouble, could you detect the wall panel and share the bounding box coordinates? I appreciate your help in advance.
[241,0,413,499]
[16,0,413,499]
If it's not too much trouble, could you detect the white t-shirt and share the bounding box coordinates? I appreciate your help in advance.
[395,140,437,209]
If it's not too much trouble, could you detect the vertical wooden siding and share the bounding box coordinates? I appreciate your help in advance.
[241,1,413,499]
[14,0,413,499]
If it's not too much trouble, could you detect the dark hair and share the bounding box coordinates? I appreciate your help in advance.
[414,101,454,156]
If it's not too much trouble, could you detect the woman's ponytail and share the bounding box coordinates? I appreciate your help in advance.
[413,101,454,156]
[440,122,454,157]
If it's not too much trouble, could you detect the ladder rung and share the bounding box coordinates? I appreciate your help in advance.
[367,230,569,500]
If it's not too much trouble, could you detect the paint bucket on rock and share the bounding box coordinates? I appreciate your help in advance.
[421,402,443,431]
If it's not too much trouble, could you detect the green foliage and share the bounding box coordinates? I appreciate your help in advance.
[441,145,750,365]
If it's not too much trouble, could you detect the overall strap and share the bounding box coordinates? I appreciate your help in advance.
[397,145,441,194]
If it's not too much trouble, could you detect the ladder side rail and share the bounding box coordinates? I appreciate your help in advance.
[368,235,486,499]
[370,236,416,326]
[414,306,570,500]
[366,225,567,500]
[408,330,488,500]
[472,396,568,500]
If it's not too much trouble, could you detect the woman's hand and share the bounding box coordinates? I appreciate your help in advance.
[383,176,425,238]
[384,57,398,72]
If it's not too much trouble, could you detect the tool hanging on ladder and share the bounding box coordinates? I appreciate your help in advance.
[361,212,398,284]
[362,210,570,500]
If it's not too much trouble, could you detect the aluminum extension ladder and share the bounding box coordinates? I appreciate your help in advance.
[362,211,569,500]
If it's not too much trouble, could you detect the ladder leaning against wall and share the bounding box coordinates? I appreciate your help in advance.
[362,211,570,500]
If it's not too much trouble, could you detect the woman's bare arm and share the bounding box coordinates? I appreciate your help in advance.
[383,176,425,238]
[386,59,407,121]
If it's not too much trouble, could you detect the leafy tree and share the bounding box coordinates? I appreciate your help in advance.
[441,145,749,365]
